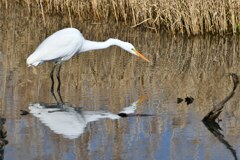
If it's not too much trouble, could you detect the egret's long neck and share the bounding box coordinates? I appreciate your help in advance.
[80,39,124,53]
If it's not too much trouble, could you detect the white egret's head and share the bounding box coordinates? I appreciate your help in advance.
[121,42,150,62]
[109,38,150,62]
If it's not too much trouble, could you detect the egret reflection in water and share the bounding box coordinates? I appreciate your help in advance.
[28,97,146,139]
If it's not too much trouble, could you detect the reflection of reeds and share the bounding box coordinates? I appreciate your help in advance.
[1,0,240,35]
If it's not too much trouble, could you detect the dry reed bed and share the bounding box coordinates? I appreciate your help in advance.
[1,0,240,35]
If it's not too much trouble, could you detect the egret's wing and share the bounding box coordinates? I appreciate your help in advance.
[29,28,84,63]
[29,103,86,139]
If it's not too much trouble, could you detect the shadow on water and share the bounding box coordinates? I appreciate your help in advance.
[29,93,147,139]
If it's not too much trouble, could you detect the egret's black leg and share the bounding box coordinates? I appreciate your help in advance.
[52,91,59,104]
[56,63,62,93]
[56,63,63,104]
[58,89,64,104]
[50,64,57,94]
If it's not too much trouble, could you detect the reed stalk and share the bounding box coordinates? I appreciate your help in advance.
[39,0,46,27]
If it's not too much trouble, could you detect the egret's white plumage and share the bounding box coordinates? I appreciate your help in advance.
[27,28,84,66]
[27,28,149,66]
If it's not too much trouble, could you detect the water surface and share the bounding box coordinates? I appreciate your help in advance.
[1,4,240,160]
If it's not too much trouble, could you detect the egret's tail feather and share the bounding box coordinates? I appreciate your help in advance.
[27,53,43,66]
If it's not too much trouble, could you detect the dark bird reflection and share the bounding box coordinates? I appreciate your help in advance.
[28,96,146,139]
[202,120,238,160]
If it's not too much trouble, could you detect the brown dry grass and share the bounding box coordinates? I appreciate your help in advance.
[1,0,240,35]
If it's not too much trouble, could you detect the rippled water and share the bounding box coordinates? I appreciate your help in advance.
[1,3,240,160]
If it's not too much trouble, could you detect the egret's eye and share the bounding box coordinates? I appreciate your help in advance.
[131,48,134,51]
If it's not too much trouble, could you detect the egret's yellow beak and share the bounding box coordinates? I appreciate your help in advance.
[136,96,146,106]
[134,49,150,62]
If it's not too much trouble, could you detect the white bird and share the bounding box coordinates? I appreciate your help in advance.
[27,28,150,93]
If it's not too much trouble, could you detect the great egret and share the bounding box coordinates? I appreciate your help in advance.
[27,28,150,94]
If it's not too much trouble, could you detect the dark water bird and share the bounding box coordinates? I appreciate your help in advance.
[203,73,239,121]
[177,97,194,105]
[26,28,150,94]
[185,96,194,105]
[202,73,239,160]
[177,98,184,104]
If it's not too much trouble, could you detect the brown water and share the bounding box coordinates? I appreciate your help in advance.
[1,3,240,160]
